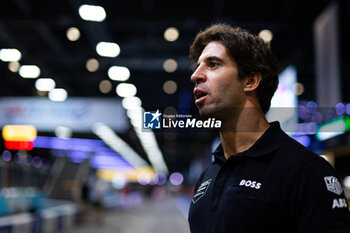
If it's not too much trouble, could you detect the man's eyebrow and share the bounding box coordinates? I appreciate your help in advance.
[192,55,224,71]
[197,56,224,66]
[205,56,223,62]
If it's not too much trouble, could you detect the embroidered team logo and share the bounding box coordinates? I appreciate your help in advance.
[192,178,212,203]
[324,176,343,195]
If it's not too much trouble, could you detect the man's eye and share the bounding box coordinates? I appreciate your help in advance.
[208,62,218,68]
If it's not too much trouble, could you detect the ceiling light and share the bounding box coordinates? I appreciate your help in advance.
[163,80,177,94]
[92,122,149,168]
[19,65,40,78]
[108,66,130,81]
[99,80,112,94]
[66,27,80,41]
[48,88,68,102]
[116,83,137,97]
[35,78,56,91]
[0,49,22,62]
[8,61,20,72]
[164,106,177,115]
[123,104,169,174]
[86,58,99,72]
[164,27,179,42]
[163,59,178,73]
[78,4,106,22]
[122,96,142,110]
[258,29,273,43]
[96,42,120,57]
[134,128,169,174]
[127,106,143,122]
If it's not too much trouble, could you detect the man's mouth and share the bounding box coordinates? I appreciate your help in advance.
[193,88,208,104]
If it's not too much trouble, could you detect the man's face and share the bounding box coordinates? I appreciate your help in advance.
[191,41,246,119]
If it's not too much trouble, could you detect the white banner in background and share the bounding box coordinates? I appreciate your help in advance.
[314,1,341,107]
[0,97,128,132]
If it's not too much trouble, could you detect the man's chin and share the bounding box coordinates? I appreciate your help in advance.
[198,106,217,119]
[198,105,229,121]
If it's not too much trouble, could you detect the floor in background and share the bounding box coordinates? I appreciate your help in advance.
[68,196,191,233]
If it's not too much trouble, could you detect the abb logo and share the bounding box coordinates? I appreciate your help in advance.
[332,198,348,209]
[239,179,262,190]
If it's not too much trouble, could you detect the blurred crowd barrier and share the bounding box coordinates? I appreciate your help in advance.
[0,187,79,233]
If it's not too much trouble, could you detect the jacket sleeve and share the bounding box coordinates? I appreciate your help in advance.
[290,157,350,233]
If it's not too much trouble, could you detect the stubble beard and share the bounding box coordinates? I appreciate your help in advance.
[198,108,214,119]
[198,104,226,120]
[198,103,245,132]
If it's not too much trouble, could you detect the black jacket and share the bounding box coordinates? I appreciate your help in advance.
[188,121,350,233]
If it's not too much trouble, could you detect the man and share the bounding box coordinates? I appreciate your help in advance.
[188,23,350,233]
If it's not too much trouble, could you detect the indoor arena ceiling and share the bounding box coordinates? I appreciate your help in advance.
[0,0,338,172]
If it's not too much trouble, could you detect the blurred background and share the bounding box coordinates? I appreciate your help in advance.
[0,0,350,232]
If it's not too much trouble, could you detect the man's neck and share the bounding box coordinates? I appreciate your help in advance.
[219,107,270,160]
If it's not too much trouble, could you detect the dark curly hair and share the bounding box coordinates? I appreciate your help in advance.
[189,23,279,114]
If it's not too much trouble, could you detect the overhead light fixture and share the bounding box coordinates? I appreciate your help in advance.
[78,4,106,22]
[163,58,178,73]
[35,78,56,91]
[136,129,169,174]
[116,83,137,97]
[164,27,179,42]
[127,106,143,122]
[164,106,177,116]
[48,88,68,102]
[99,80,112,94]
[258,29,273,43]
[92,122,149,168]
[8,61,20,72]
[163,80,177,94]
[0,49,22,62]
[96,42,120,58]
[86,58,99,72]
[108,66,130,81]
[66,27,80,41]
[122,96,142,110]
[19,65,40,78]
[125,106,169,175]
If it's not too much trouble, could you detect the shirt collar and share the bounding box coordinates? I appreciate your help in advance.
[212,121,288,163]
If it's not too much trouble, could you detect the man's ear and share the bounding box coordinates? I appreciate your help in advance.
[243,72,261,92]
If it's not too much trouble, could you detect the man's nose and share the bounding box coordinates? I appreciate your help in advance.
[191,66,206,84]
